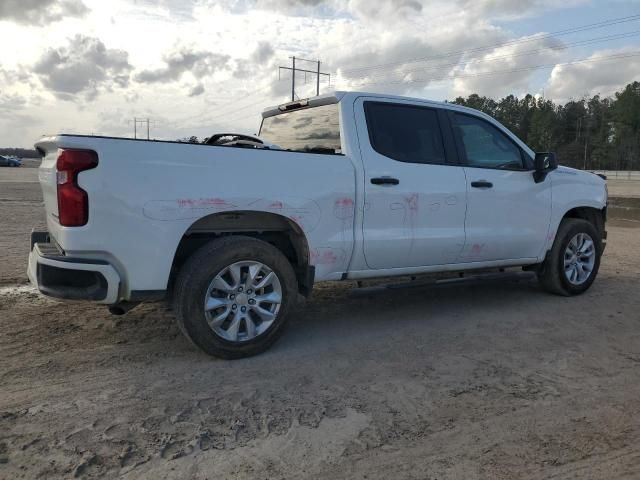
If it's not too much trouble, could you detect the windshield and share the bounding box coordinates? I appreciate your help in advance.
[259,104,341,154]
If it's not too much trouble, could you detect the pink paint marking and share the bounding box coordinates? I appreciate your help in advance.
[335,198,354,207]
[334,197,355,220]
[268,201,284,209]
[310,249,338,265]
[405,193,419,211]
[470,244,485,255]
[177,197,232,208]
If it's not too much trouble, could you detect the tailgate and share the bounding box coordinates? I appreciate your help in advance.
[35,139,60,226]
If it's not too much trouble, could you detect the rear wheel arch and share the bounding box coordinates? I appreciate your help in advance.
[173,235,298,358]
[168,210,313,296]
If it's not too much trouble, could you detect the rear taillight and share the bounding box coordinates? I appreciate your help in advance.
[56,149,98,226]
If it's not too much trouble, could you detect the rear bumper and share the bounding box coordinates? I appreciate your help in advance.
[27,231,121,305]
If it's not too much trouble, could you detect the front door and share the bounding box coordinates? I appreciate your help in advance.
[355,98,467,269]
[449,111,551,262]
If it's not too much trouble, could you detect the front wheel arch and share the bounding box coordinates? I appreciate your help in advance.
[538,218,603,296]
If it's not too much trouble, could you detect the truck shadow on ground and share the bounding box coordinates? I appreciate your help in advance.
[135,276,562,359]
[3,274,607,365]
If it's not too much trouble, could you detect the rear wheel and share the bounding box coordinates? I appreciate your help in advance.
[173,236,297,358]
[537,218,602,296]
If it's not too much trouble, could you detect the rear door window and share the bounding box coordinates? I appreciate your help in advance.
[364,102,446,164]
[259,104,341,154]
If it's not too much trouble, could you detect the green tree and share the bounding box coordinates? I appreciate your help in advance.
[451,82,640,171]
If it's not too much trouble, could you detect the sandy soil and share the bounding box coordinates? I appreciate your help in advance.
[1,168,640,479]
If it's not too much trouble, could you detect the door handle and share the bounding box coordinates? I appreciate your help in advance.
[371,177,400,186]
[471,180,493,189]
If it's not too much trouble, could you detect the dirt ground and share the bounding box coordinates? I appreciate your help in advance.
[1,166,640,479]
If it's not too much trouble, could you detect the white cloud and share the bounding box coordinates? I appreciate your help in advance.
[32,35,132,100]
[134,46,231,84]
[458,0,588,19]
[546,48,640,101]
[451,33,566,98]
[189,83,206,96]
[0,93,27,112]
[0,0,88,24]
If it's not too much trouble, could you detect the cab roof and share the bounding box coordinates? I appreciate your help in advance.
[262,90,473,118]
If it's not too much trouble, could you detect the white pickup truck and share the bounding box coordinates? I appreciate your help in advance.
[29,91,608,358]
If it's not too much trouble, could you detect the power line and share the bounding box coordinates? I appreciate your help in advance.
[339,13,640,76]
[161,82,276,130]
[340,51,640,89]
[204,13,640,124]
[179,50,640,132]
[216,52,640,127]
[214,25,639,121]
[339,30,640,83]
[158,14,640,134]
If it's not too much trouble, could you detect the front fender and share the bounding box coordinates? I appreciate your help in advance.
[543,170,607,254]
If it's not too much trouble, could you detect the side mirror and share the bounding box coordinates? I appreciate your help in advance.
[533,152,557,183]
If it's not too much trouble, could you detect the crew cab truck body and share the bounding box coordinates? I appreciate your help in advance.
[29,91,608,358]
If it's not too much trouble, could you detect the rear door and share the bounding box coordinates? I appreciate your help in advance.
[449,111,551,262]
[355,98,467,269]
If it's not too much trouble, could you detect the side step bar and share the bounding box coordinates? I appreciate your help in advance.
[349,270,536,296]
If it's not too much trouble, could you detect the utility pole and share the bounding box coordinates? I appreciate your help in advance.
[316,60,321,98]
[576,117,582,142]
[133,117,151,139]
[583,130,589,170]
[279,57,330,101]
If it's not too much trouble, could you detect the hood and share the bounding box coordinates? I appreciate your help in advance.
[553,165,605,187]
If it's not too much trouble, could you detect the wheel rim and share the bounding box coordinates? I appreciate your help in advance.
[563,233,596,286]
[204,261,282,343]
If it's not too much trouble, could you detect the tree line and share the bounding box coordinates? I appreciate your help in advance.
[452,81,640,171]
[0,148,40,158]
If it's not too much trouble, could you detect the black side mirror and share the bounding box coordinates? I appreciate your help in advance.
[533,152,557,183]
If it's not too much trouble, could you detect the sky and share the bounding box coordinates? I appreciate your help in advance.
[0,0,639,147]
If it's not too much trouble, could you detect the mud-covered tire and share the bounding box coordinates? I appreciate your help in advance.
[173,236,298,359]
[537,218,602,296]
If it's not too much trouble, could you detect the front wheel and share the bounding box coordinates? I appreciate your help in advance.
[537,218,603,296]
[173,236,298,359]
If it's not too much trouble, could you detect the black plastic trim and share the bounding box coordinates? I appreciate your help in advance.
[30,231,50,250]
[296,265,316,297]
[36,263,108,301]
[437,108,462,165]
[129,290,166,302]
